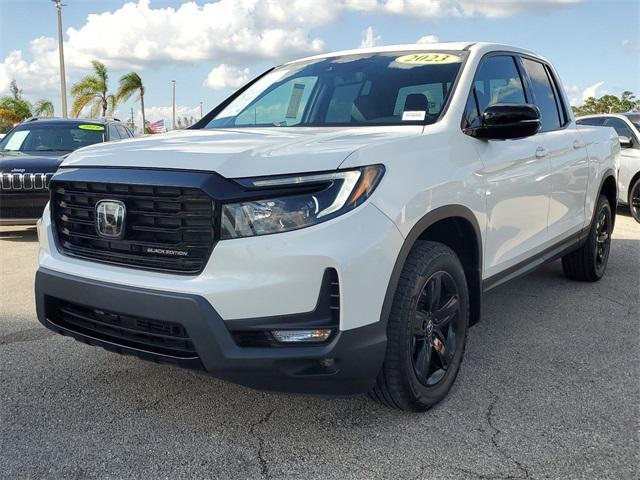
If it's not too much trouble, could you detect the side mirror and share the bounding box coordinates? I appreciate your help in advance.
[467,104,541,140]
[619,135,633,149]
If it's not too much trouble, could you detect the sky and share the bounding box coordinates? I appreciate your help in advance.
[0,0,638,129]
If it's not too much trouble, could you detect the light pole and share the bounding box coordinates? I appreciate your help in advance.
[199,101,203,119]
[52,0,68,118]
[171,80,176,130]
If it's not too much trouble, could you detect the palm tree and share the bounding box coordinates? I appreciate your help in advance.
[117,72,145,133]
[33,99,54,117]
[70,60,117,118]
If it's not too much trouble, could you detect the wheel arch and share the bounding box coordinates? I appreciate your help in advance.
[627,170,640,206]
[380,205,483,329]
[598,170,617,228]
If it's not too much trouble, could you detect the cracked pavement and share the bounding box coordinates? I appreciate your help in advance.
[1,213,638,479]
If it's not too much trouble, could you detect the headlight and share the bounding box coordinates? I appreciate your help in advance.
[221,165,384,239]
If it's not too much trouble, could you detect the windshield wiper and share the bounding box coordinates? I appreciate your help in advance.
[32,148,72,152]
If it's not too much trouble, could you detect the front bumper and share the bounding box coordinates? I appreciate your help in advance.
[36,268,387,395]
[0,192,48,225]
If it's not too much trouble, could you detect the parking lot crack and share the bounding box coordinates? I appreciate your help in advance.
[485,391,531,480]
[249,407,276,480]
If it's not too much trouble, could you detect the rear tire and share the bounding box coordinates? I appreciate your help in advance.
[561,194,612,282]
[629,177,640,224]
[369,241,469,412]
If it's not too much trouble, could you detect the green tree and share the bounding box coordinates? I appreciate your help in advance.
[33,99,54,117]
[70,60,117,118]
[0,80,55,132]
[117,72,145,134]
[572,91,640,116]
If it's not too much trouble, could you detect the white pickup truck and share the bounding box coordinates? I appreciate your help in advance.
[35,42,619,411]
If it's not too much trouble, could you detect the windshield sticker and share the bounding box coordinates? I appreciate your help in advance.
[285,83,306,119]
[395,53,461,65]
[4,130,28,150]
[78,124,105,131]
[402,111,426,121]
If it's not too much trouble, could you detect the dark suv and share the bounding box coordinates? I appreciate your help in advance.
[0,117,133,225]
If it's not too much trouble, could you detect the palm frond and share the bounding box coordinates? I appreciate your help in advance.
[71,94,97,118]
[106,94,118,115]
[91,60,108,93]
[89,100,102,119]
[34,99,54,117]
[117,72,143,102]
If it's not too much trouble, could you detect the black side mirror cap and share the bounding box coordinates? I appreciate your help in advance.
[465,103,542,140]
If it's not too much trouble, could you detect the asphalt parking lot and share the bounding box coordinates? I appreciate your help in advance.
[0,214,638,480]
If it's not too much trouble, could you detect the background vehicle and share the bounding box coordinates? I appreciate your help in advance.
[35,43,618,411]
[577,113,640,222]
[0,117,133,225]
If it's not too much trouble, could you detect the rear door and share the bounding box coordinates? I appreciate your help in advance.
[519,57,589,238]
[463,54,551,278]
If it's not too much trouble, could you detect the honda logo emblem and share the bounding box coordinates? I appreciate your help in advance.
[95,200,126,239]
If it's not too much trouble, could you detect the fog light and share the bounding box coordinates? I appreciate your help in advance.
[271,329,332,343]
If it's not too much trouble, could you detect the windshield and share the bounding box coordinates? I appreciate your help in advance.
[205,51,465,129]
[0,124,105,152]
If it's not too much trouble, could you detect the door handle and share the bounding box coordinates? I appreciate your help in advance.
[573,140,585,149]
[535,147,548,158]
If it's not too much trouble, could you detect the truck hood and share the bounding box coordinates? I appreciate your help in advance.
[0,151,65,173]
[61,126,422,177]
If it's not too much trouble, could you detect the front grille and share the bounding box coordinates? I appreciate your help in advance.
[51,180,215,273]
[46,298,199,359]
[0,172,54,191]
[0,194,48,219]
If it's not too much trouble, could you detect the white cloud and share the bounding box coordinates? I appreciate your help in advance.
[582,81,605,102]
[416,35,440,44]
[360,26,382,48]
[204,64,251,90]
[0,38,60,96]
[346,0,581,18]
[0,0,585,99]
[136,105,201,129]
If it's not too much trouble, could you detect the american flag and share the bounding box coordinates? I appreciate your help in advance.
[148,119,166,134]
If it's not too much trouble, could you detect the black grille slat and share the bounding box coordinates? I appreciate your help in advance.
[48,299,198,358]
[51,179,215,273]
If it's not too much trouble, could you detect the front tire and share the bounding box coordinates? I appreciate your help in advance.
[561,194,612,282]
[629,177,640,223]
[369,241,469,412]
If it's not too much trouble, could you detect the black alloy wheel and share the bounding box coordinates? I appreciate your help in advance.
[411,271,462,387]
[630,178,640,223]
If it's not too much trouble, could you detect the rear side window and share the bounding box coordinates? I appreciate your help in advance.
[521,58,561,131]
[116,125,129,138]
[463,55,527,129]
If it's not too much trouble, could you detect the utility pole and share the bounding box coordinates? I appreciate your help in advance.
[171,80,176,130]
[130,107,134,132]
[52,0,68,118]
[199,101,203,119]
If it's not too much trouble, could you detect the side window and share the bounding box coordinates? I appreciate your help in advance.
[604,118,635,139]
[463,55,526,129]
[521,58,561,131]
[116,125,129,139]
[576,117,607,127]
[108,125,121,140]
